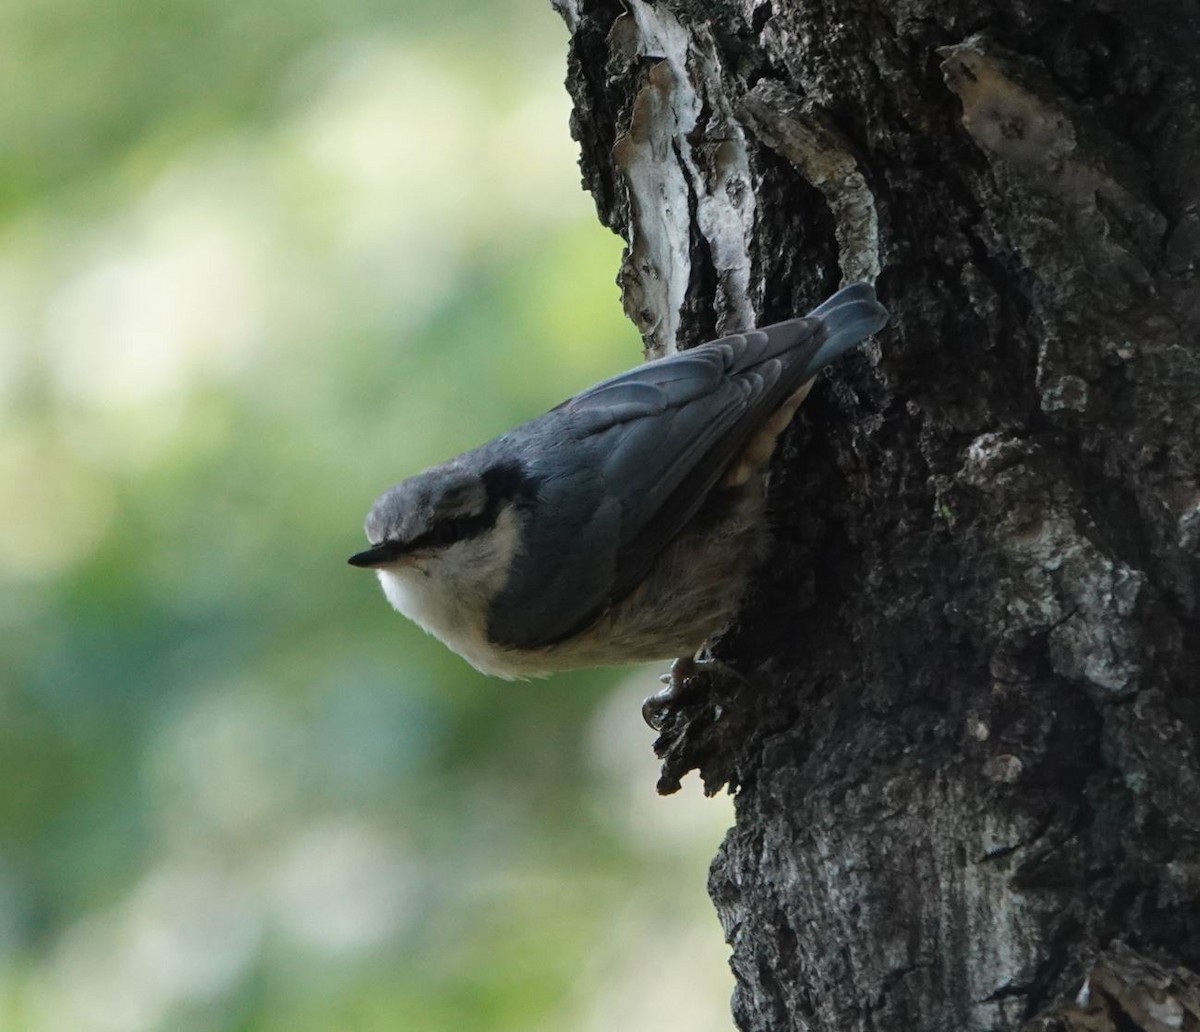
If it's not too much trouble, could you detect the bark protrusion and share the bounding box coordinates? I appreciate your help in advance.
[1025,942,1200,1032]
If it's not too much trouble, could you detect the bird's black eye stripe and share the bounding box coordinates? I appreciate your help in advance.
[401,462,540,554]
[426,518,468,548]
[409,514,478,552]
[428,522,456,546]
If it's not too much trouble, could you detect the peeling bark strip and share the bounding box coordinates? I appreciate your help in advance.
[738,80,881,285]
[556,1,1200,1030]
[580,0,757,355]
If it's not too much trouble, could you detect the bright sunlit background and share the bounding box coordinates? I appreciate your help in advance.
[0,1,736,1029]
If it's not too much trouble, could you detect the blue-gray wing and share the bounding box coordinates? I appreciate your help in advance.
[485,319,826,649]
[485,281,888,649]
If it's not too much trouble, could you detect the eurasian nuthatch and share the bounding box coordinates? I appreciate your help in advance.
[349,282,888,684]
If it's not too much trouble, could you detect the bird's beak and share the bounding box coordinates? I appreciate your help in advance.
[347,541,405,568]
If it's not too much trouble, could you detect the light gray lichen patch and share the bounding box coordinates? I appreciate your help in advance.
[960,434,1146,696]
[1047,553,1145,694]
[1039,374,1089,414]
[1179,492,1200,552]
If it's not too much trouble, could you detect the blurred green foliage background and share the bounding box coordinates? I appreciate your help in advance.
[0,0,735,1029]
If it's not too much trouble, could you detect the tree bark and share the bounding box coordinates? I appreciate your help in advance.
[553,0,1200,1029]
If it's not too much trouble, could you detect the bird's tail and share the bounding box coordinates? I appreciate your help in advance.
[803,281,889,376]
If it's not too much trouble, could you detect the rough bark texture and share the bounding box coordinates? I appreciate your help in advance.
[553,0,1200,1029]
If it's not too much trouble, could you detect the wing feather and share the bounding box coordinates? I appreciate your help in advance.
[487,282,888,649]
[487,321,824,648]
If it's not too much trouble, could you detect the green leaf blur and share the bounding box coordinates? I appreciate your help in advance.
[0,1,734,1029]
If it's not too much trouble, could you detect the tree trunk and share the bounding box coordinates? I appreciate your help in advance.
[553,0,1200,1029]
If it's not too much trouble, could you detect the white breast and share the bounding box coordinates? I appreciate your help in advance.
[374,507,527,678]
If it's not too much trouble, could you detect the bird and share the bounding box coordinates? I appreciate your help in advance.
[349,282,888,692]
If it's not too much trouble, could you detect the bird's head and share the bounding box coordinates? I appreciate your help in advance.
[348,464,499,569]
